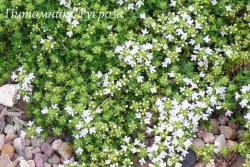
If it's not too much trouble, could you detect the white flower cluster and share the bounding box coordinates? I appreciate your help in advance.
[40,35,56,51]
[117,0,144,10]
[235,84,250,129]
[11,66,35,102]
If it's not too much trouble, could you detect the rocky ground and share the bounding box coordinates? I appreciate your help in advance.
[0,103,75,167]
[191,115,246,167]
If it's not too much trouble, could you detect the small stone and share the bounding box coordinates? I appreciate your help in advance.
[41,143,53,157]
[181,150,197,167]
[27,160,36,167]
[192,138,205,149]
[227,140,237,148]
[205,162,216,167]
[31,138,44,147]
[25,139,31,146]
[0,84,19,107]
[44,162,52,167]
[194,162,206,167]
[0,134,5,150]
[202,132,214,144]
[219,126,236,140]
[48,154,60,165]
[0,155,15,167]
[237,130,245,141]
[13,138,25,153]
[34,153,44,167]
[58,143,73,160]
[211,119,220,134]
[214,134,226,150]
[24,147,34,160]
[1,144,14,159]
[228,121,239,130]
[32,147,41,154]
[4,125,16,135]
[52,139,63,150]
[5,133,16,143]
[231,157,245,167]
[218,115,229,126]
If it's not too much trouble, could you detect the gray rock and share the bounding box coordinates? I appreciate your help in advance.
[181,150,197,167]
[52,139,63,150]
[219,126,236,140]
[211,119,220,134]
[0,155,15,167]
[13,138,25,153]
[202,132,214,144]
[27,160,35,167]
[44,162,52,167]
[0,134,5,150]
[214,134,226,150]
[0,84,19,107]
[58,143,73,160]
[228,121,239,130]
[4,124,16,135]
[218,115,229,126]
[34,153,44,167]
[24,147,34,160]
[5,133,16,143]
[192,138,205,149]
[226,140,237,148]
[31,138,44,147]
[48,154,60,165]
[32,147,41,154]
[41,143,53,157]
[237,130,245,141]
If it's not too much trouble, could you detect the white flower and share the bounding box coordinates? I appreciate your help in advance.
[136,0,144,8]
[140,13,146,19]
[41,107,49,114]
[139,158,146,165]
[244,113,250,120]
[76,147,83,154]
[162,58,171,67]
[128,3,134,10]
[117,0,124,6]
[225,5,232,11]
[20,130,27,139]
[137,76,144,83]
[211,0,217,5]
[225,110,233,117]
[27,121,33,127]
[203,35,211,43]
[124,136,130,143]
[35,127,43,134]
[72,20,79,27]
[239,99,248,108]
[66,31,73,37]
[150,87,157,94]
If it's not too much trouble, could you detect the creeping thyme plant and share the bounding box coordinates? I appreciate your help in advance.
[0,0,250,166]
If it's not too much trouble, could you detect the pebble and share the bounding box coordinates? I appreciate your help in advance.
[34,153,44,167]
[0,134,5,150]
[226,140,237,148]
[205,162,216,167]
[0,84,19,107]
[218,115,229,126]
[228,121,239,130]
[202,132,214,144]
[231,157,245,167]
[219,126,236,140]
[13,138,25,153]
[194,161,206,167]
[24,147,34,160]
[4,125,16,135]
[52,139,63,150]
[41,143,53,157]
[181,150,197,167]
[32,147,41,154]
[31,138,44,147]
[44,162,52,167]
[58,143,73,160]
[210,119,220,134]
[214,134,226,150]
[0,155,15,167]
[48,154,61,165]
[192,138,205,149]
[5,133,17,143]
[1,143,14,159]
[27,160,36,167]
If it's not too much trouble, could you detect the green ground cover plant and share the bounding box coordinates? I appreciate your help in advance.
[0,0,250,166]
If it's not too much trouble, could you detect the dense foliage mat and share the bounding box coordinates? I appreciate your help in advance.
[0,0,250,166]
